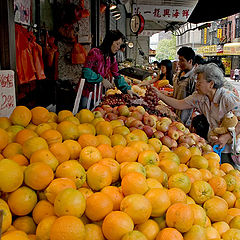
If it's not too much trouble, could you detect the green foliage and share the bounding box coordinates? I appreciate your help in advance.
[156,35,176,61]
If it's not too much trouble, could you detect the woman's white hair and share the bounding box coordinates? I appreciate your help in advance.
[194,63,225,89]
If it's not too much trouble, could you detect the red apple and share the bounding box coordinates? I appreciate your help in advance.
[118,105,130,117]
[130,111,143,121]
[129,106,136,112]
[171,121,186,132]
[136,106,146,115]
[161,136,177,148]
[113,106,119,115]
[130,119,144,129]
[159,117,172,125]
[125,117,136,127]
[156,121,171,132]
[143,115,155,127]
[178,135,195,146]
[201,144,213,154]
[143,125,154,138]
[179,142,190,148]
[101,104,111,109]
[94,107,106,116]
[105,107,113,113]
[168,126,180,140]
[129,127,137,132]
[118,116,127,122]
[105,113,118,121]
[153,130,164,139]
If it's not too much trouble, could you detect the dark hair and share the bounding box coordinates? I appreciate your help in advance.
[193,55,205,65]
[99,30,124,63]
[177,46,195,62]
[206,58,225,76]
[159,59,173,85]
[191,114,209,140]
[120,43,126,49]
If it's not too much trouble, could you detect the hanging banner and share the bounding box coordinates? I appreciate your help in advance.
[133,4,193,22]
[14,0,31,25]
[0,71,16,118]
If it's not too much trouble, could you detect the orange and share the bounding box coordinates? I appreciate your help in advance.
[168,172,191,193]
[6,125,24,143]
[101,186,124,211]
[35,123,52,136]
[159,152,180,165]
[96,121,113,136]
[189,204,207,227]
[189,180,214,204]
[31,107,50,125]
[199,168,212,181]
[96,135,111,145]
[146,178,163,189]
[145,164,165,183]
[102,211,134,240]
[57,110,73,123]
[153,215,167,231]
[223,173,236,191]
[113,125,130,136]
[179,163,188,172]
[225,208,240,224]
[0,117,11,129]
[91,117,105,126]
[222,228,240,240]
[56,121,80,140]
[168,188,187,204]
[229,215,240,229]
[183,224,206,240]
[79,146,102,170]
[160,145,171,152]
[48,112,58,122]
[62,140,81,159]
[189,146,202,156]
[138,150,160,166]
[110,119,123,129]
[76,109,94,123]
[166,203,194,233]
[2,230,29,240]
[78,187,93,200]
[0,199,12,233]
[54,188,86,218]
[36,215,57,240]
[235,198,240,208]
[127,141,149,154]
[110,134,127,146]
[131,129,148,143]
[50,216,85,240]
[86,163,112,191]
[208,176,227,197]
[85,192,113,221]
[148,138,162,153]
[85,223,105,240]
[78,123,96,136]
[45,178,76,204]
[158,159,179,177]
[116,146,138,163]
[135,219,160,240]
[185,168,202,183]
[32,200,55,224]
[10,106,32,127]
[145,188,171,217]
[24,162,54,190]
[120,194,152,224]
[120,162,146,179]
[121,230,147,240]
[212,221,230,237]
[98,158,120,183]
[61,116,79,126]
[22,136,48,159]
[121,172,148,196]
[203,196,228,222]
[8,186,37,216]
[156,228,183,240]
[2,142,22,158]
[13,216,36,234]
[0,158,23,192]
[0,128,9,150]
[97,144,115,159]
[203,152,220,167]
[49,142,70,164]
[15,129,38,145]
[174,146,192,164]
[30,149,59,171]
[40,129,62,146]
[78,134,98,148]
[189,155,208,169]
[222,191,237,208]
[55,160,86,188]
[220,163,234,173]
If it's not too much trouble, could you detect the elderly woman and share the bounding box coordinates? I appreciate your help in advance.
[152,63,240,167]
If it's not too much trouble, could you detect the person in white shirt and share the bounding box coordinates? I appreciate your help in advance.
[234,68,239,82]
[116,44,126,64]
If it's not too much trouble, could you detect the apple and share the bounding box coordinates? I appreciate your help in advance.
[129,106,136,112]
[143,115,155,127]
[179,142,190,148]
[201,144,213,154]
[105,113,118,121]
[113,106,119,115]
[156,121,170,132]
[101,104,111,109]
[143,125,154,138]
[178,135,195,146]
[118,105,130,117]
[105,107,113,113]
[94,107,106,116]
[171,122,186,132]
[187,133,200,143]
[118,116,127,122]
[93,111,103,118]
[136,105,146,115]
[161,136,177,148]
[130,111,143,121]
[125,117,136,127]
[129,119,144,129]
[153,130,164,139]
[159,117,172,125]
[129,127,137,132]
[168,126,180,140]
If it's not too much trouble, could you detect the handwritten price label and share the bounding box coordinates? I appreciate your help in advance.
[0,70,16,117]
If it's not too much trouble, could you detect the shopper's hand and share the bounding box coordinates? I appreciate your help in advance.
[214,132,232,149]
[127,89,139,98]
[102,78,114,89]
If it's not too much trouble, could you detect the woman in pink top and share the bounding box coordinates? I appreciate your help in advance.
[81,30,134,108]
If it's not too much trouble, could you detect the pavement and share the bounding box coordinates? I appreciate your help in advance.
[226,77,240,95]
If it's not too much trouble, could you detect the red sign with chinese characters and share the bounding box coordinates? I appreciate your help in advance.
[133,4,193,22]
[0,71,16,117]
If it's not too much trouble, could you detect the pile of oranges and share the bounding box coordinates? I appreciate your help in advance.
[0,105,240,240]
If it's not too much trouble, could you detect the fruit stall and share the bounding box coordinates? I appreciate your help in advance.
[1,102,240,240]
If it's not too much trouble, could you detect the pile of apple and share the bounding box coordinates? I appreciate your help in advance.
[93,105,212,153]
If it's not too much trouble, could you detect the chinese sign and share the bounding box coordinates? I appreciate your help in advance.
[14,0,31,25]
[133,4,193,22]
[0,71,16,118]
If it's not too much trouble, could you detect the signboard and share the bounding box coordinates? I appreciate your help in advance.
[133,4,193,22]
[14,0,31,25]
[222,58,231,75]
[0,71,16,118]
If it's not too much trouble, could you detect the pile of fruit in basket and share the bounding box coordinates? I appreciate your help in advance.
[0,105,240,240]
